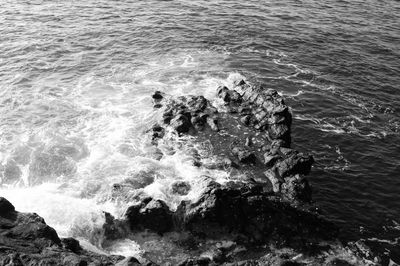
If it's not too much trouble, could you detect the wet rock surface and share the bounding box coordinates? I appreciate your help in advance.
[0,197,130,266]
[150,80,313,204]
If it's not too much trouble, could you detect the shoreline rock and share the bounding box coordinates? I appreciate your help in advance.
[149,80,313,204]
[0,197,130,266]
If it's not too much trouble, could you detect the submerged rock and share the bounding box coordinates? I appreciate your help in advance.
[171,180,192,196]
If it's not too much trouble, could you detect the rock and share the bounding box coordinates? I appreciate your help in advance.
[103,212,128,241]
[61,237,82,253]
[326,259,355,266]
[231,145,257,164]
[149,124,165,142]
[151,83,314,204]
[116,257,141,266]
[200,247,225,263]
[0,198,130,265]
[191,114,207,130]
[231,82,292,145]
[264,169,282,193]
[152,91,165,108]
[178,181,336,246]
[217,86,231,103]
[139,82,369,263]
[264,153,280,167]
[275,152,314,178]
[125,198,173,234]
[245,136,252,147]
[206,116,219,131]
[171,181,191,196]
[281,175,312,203]
[178,257,211,266]
[0,196,15,213]
[170,114,192,134]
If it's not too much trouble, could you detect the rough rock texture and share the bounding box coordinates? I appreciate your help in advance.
[0,197,131,266]
[125,180,336,250]
[218,81,292,146]
[150,80,313,203]
[125,197,174,234]
[125,81,380,265]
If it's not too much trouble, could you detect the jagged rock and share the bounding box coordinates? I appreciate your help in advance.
[116,257,142,266]
[61,237,82,253]
[264,168,283,193]
[103,212,128,241]
[0,197,130,266]
[138,83,375,264]
[326,259,355,266]
[228,81,292,146]
[281,175,312,203]
[206,115,219,131]
[125,198,173,234]
[149,124,165,142]
[0,196,15,213]
[152,82,313,204]
[171,114,192,134]
[177,181,336,246]
[231,145,257,164]
[152,91,165,108]
[275,151,314,178]
[178,257,211,266]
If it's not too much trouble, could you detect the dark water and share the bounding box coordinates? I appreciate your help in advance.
[1,0,399,261]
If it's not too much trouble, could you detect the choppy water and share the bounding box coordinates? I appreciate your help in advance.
[1,0,399,262]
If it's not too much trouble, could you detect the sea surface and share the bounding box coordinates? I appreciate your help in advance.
[0,0,399,262]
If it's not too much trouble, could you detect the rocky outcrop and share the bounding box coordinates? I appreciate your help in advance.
[218,80,292,146]
[115,81,382,264]
[125,197,174,234]
[150,80,313,203]
[118,81,345,263]
[0,197,130,266]
[124,180,336,249]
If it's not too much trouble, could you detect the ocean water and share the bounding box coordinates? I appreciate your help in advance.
[0,0,399,262]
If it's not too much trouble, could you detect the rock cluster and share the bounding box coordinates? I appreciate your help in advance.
[104,81,347,264]
[217,80,292,146]
[123,179,336,249]
[150,80,314,203]
[0,197,134,266]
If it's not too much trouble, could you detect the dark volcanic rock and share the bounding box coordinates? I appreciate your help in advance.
[178,181,336,246]
[0,197,133,266]
[115,82,372,264]
[218,81,292,145]
[125,197,173,234]
[123,181,336,250]
[171,114,192,134]
[231,144,257,164]
[0,196,15,213]
[152,81,313,204]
